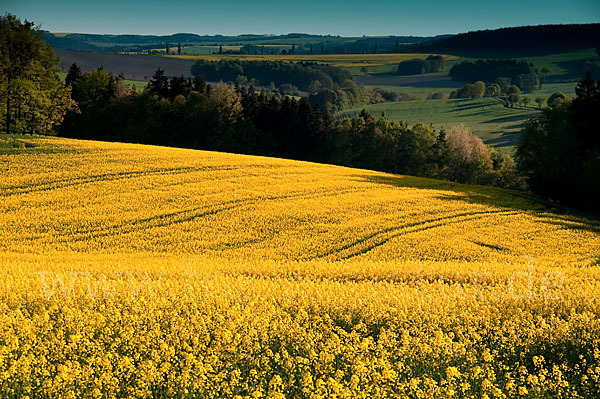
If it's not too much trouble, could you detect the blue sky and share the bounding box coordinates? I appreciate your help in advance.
[3,0,599,36]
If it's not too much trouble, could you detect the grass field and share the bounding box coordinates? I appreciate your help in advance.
[355,48,596,100]
[338,98,540,150]
[1,135,599,397]
[514,48,598,81]
[361,84,461,99]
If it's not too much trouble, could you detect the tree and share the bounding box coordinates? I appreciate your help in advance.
[541,66,552,81]
[485,83,500,97]
[165,42,170,55]
[453,81,485,98]
[472,81,486,98]
[535,97,545,108]
[517,73,538,93]
[279,83,299,96]
[504,85,521,96]
[235,75,248,87]
[169,75,191,100]
[520,96,530,108]
[65,63,82,87]
[547,91,567,107]
[445,124,492,183]
[192,75,207,93]
[360,66,369,75]
[0,14,76,134]
[427,91,445,100]
[148,68,169,98]
[177,43,181,56]
[508,94,519,107]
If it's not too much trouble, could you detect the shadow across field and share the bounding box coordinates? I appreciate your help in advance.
[356,74,465,88]
[360,174,600,232]
[550,59,588,82]
[484,130,520,148]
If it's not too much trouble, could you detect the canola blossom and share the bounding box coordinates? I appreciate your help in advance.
[1,135,600,398]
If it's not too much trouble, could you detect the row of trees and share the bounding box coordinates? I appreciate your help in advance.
[190,60,353,92]
[397,56,446,75]
[307,82,417,113]
[449,59,541,93]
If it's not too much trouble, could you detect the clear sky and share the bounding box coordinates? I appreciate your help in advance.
[3,0,599,37]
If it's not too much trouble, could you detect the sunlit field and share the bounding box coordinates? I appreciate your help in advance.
[166,53,458,68]
[337,98,540,150]
[1,135,599,398]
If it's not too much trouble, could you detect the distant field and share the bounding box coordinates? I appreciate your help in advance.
[363,84,459,99]
[357,48,595,99]
[356,74,465,98]
[178,45,299,55]
[338,98,540,150]
[514,48,598,81]
[56,49,196,80]
[166,53,458,68]
[521,81,578,102]
[176,45,242,55]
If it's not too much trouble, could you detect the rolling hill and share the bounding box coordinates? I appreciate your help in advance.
[1,134,599,397]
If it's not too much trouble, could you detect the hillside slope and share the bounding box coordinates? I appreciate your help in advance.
[1,135,599,398]
[2,134,597,263]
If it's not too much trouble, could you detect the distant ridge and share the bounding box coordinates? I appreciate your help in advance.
[412,24,600,56]
[41,31,446,54]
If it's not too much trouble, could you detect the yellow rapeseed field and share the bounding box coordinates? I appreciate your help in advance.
[165,53,458,68]
[1,134,600,398]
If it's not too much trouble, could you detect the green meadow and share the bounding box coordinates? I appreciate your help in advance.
[337,98,540,151]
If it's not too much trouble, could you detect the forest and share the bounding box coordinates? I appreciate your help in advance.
[190,59,353,91]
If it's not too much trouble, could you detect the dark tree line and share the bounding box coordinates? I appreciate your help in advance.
[59,66,522,190]
[190,60,353,91]
[414,24,600,56]
[516,73,600,212]
[61,67,334,161]
[449,59,540,92]
[397,56,446,75]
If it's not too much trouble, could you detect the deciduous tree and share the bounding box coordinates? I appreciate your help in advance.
[0,14,76,134]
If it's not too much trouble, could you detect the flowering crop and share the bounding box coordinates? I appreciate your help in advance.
[1,135,599,398]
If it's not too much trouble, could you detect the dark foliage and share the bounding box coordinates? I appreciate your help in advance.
[397,56,445,75]
[414,24,600,56]
[516,73,600,212]
[65,63,82,87]
[449,59,539,92]
[190,60,352,91]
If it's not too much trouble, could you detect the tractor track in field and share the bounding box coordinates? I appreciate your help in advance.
[20,186,367,244]
[1,166,236,196]
[317,209,519,260]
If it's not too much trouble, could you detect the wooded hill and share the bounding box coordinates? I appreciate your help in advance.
[412,24,600,56]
